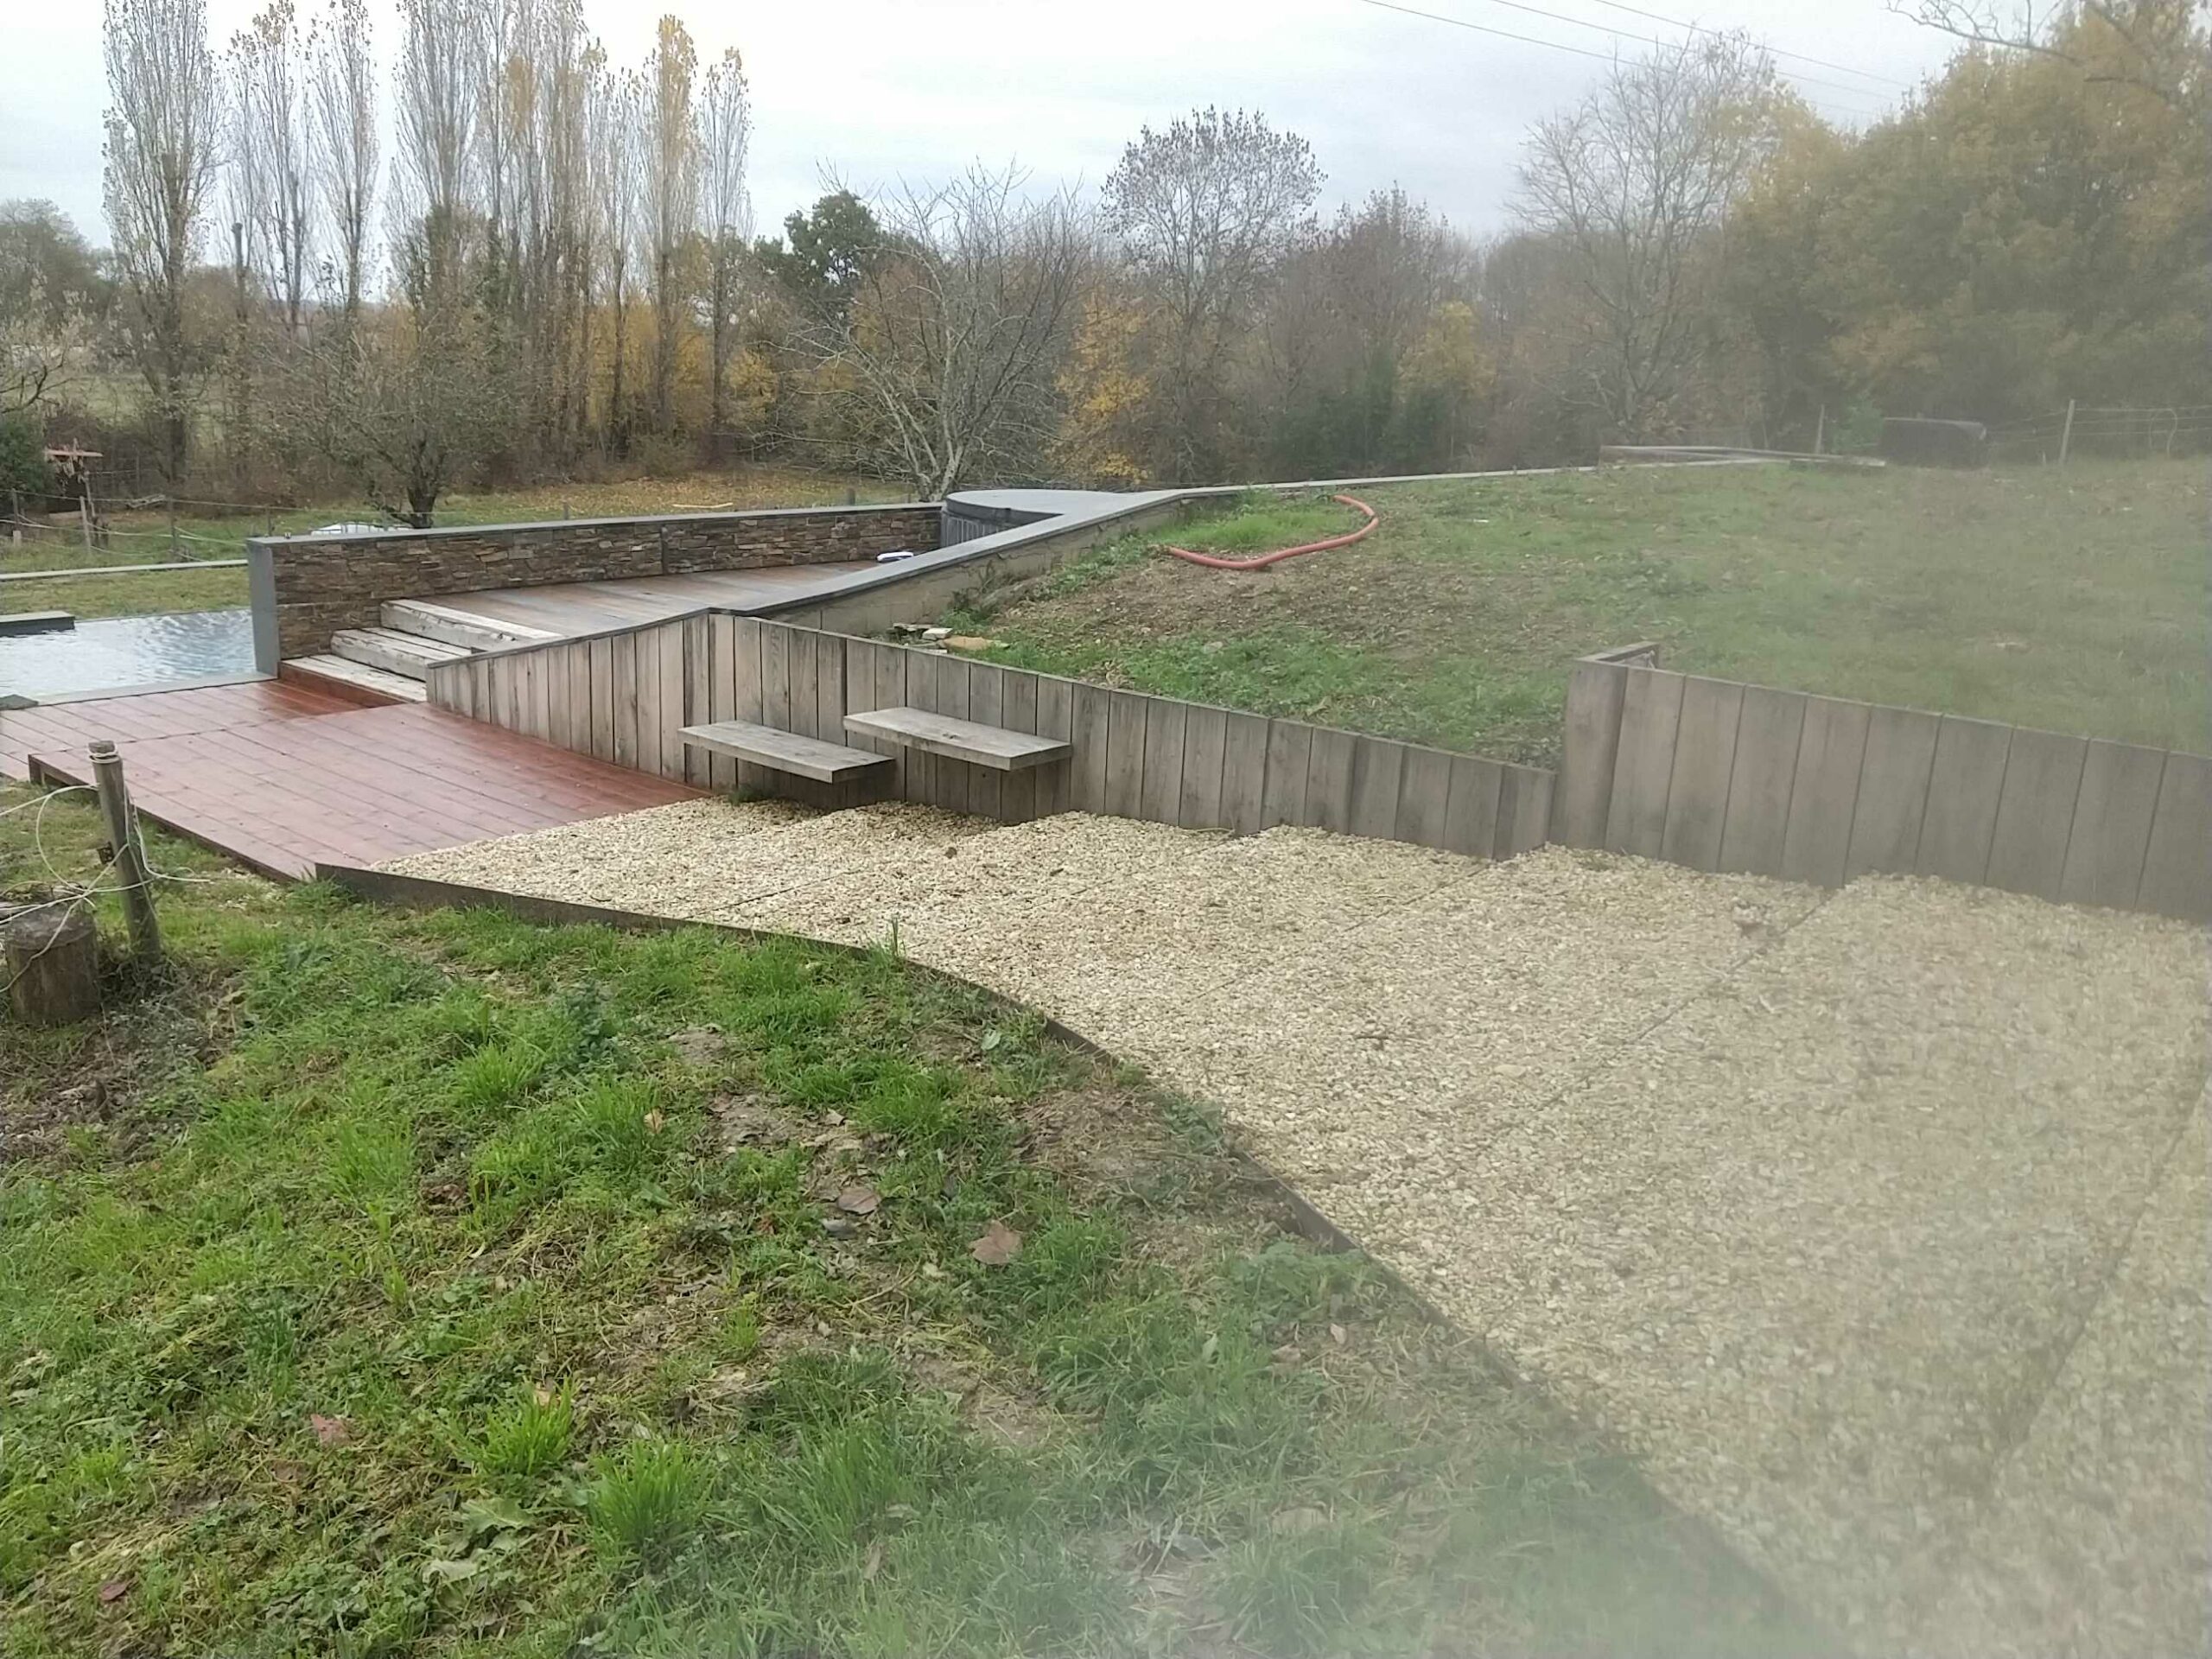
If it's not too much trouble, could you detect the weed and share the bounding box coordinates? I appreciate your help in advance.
[588,1438,708,1564]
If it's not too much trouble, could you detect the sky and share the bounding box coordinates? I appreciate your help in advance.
[2,0,1961,253]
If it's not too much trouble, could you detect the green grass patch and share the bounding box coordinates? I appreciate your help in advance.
[949,460,2209,762]
[2,781,1817,1656]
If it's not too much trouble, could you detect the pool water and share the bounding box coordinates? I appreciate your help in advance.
[0,608,257,700]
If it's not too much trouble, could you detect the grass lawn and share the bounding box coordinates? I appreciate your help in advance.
[3,466,906,621]
[946,459,2208,765]
[0,781,1810,1657]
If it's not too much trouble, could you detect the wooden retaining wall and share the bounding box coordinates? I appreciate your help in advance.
[424,615,1556,860]
[1554,656,2210,921]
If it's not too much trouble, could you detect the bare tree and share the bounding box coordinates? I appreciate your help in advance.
[228,0,313,334]
[308,0,377,323]
[1889,0,2206,106]
[103,0,219,481]
[391,0,480,308]
[1101,106,1323,479]
[802,165,1088,499]
[640,15,699,435]
[588,65,642,442]
[1,202,103,415]
[698,45,753,445]
[1513,35,1783,439]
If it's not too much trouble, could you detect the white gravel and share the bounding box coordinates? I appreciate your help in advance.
[384,798,2210,1655]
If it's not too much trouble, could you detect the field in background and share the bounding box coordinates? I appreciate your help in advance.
[0,781,1808,1657]
[948,460,2208,764]
[3,466,905,620]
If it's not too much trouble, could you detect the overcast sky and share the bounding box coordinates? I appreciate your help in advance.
[3,0,1959,253]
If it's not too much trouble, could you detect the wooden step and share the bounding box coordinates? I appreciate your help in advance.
[381,598,558,652]
[680,719,896,785]
[842,706,1071,771]
[282,653,429,704]
[329,625,471,680]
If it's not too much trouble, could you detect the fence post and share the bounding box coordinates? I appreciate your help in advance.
[2057,398,2076,466]
[1813,405,1826,455]
[168,496,180,561]
[88,741,162,965]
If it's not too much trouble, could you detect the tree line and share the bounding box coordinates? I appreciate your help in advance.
[2,0,2203,521]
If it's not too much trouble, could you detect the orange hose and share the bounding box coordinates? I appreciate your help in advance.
[1158,493,1378,569]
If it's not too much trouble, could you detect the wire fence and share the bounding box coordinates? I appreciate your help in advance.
[1985,404,2212,462]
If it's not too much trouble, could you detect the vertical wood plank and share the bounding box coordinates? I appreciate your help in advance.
[938,654,974,816]
[1983,728,2088,901]
[1261,721,1312,828]
[760,624,791,735]
[1178,704,1229,829]
[631,632,660,775]
[1443,755,1504,857]
[1718,686,1806,877]
[1555,659,1629,847]
[2136,751,2211,922]
[1222,711,1269,836]
[1495,765,1554,858]
[543,645,570,750]
[998,669,1040,823]
[709,614,740,792]
[1347,737,1405,840]
[1781,696,1871,887]
[1068,681,1110,814]
[657,623,684,779]
[900,650,940,805]
[2059,741,2166,910]
[611,632,639,770]
[1103,691,1148,819]
[1605,668,1687,856]
[682,618,710,785]
[786,628,819,741]
[1660,677,1745,872]
[588,637,613,760]
[1139,697,1187,825]
[870,641,912,802]
[1304,727,1356,832]
[1844,704,1939,880]
[816,632,847,756]
[1395,746,1454,849]
[966,659,1005,820]
[1035,674,1074,816]
[1915,715,2012,884]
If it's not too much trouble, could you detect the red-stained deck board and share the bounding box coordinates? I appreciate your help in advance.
[1,679,696,880]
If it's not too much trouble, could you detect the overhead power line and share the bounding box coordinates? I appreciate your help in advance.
[1571,0,1910,86]
[1355,0,1895,120]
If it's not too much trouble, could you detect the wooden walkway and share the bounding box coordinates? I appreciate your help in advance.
[0,679,696,880]
[430,561,880,639]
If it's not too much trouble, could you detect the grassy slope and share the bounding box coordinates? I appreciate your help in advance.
[950,460,2208,764]
[3,467,906,620]
[0,782,1810,1658]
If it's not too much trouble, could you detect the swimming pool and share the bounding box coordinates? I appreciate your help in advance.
[0,609,257,700]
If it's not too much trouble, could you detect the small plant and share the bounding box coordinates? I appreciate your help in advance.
[587,1437,707,1564]
[471,1383,575,1479]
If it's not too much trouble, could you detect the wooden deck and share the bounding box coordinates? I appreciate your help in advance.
[428,562,880,639]
[1,679,696,880]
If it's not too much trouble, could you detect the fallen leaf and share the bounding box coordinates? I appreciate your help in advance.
[1199,1333,1219,1363]
[969,1219,1023,1267]
[861,1538,886,1580]
[836,1185,880,1216]
[310,1414,350,1447]
[98,1579,130,1605]
[1271,1342,1302,1368]
[980,1029,1004,1054]
[643,1109,665,1135]
[1328,1323,1347,1345]
[1270,1505,1330,1537]
[821,1216,856,1238]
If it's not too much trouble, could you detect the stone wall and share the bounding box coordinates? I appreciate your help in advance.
[251,502,940,662]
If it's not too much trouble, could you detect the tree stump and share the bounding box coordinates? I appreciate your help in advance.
[3,902,102,1027]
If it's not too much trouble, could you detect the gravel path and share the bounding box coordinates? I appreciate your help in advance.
[385,800,2209,1654]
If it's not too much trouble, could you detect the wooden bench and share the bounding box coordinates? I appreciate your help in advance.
[842,706,1071,771]
[679,720,893,785]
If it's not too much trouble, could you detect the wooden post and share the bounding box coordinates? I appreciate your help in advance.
[168,496,180,560]
[2057,398,2076,466]
[79,496,93,554]
[3,904,101,1027]
[88,741,162,964]
[1813,405,1826,455]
